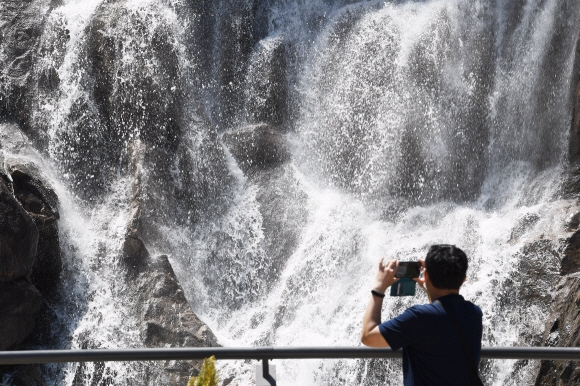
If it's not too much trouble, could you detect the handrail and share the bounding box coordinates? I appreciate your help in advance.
[1,346,580,365]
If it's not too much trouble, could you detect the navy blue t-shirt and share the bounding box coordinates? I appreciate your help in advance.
[378,294,482,386]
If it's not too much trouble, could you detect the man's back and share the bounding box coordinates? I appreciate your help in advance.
[379,294,483,386]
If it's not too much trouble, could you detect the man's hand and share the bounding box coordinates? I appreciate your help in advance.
[373,258,399,293]
[361,258,400,347]
[413,258,426,291]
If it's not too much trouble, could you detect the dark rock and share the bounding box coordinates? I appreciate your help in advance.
[121,234,150,275]
[0,364,46,386]
[562,164,580,199]
[0,279,43,350]
[213,0,255,129]
[490,237,563,383]
[0,0,53,124]
[6,162,62,295]
[51,0,185,199]
[567,32,580,163]
[222,124,290,173]
[55,2,234,225]
[508,213,541,244]
[7,163,59,218]
[562,230,580,275]
[535,274,580,385]
[566,210,580,232]
[0,174,39,282]
[131,254,218,384]
[244,36,288,127]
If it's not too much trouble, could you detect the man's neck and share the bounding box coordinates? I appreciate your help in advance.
[428,288,460,303]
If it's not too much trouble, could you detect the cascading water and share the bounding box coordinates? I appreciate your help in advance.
[1,0,579,385]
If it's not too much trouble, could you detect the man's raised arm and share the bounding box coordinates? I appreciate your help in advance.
[360,259,399,347]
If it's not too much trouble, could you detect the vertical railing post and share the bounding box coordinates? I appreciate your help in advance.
[257,358,276,386]
[262,358,269,379]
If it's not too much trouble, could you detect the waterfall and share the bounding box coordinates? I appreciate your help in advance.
[1,0,579,384]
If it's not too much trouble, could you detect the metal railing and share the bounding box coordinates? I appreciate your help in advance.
[1,347,579,385]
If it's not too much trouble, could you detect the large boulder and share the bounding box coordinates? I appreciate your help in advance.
[0,173,39,282]
[0,279,43,350]
[222,124,290,174]
[72,235,219,385]
[6,162,61,295]
[134,254,218,349]
[127,244,219,384]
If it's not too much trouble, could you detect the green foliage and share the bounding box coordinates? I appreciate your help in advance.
[187,356,219,386]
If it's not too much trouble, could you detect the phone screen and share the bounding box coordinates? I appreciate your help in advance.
[395,262,421,278]
[390,278,416,296]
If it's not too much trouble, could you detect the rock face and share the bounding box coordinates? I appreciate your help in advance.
[0,174,39,281]
[535,274,580,384]
[0,279,42,350]
[71,231,219,385]
[0,159,61,351]
[0,148,61,386]
[7,162,61,296]
[535,222,580,384]
[568,31,580,163]
[222,124,291,174]
[561,230,580,275]
[244,36,288,127]
[123,235,218,385]
[213,0,256,129]
[0,0,56,125]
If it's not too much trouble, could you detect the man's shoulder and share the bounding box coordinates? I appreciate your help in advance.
[404,302,445,317]
[409,296,482,319]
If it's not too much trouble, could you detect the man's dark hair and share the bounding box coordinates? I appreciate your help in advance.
[425,244,468,290]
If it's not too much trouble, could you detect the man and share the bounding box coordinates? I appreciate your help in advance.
[361,244,483,385]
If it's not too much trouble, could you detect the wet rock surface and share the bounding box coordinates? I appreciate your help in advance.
[134,254,218,348]
[71,236,220,385]
[568,31,580,164]
[244,36,288,127]
[0,148,61,383]
[534,208,580,384]
[0,0,56,125]
[128,248,219,384]
[223,124,291,173]
[535,274,580,385]
[0,279,42,350]
[561,230,580,275]
[0,173,39,281]
[0,364,46,386]
[7,162,62,296]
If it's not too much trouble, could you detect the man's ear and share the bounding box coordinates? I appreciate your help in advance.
[462,276,467,284]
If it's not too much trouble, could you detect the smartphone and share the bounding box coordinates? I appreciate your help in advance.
[394,261,421,278]
[390,278,416,296]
